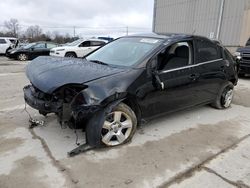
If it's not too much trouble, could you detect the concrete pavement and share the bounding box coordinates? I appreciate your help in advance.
[0,56,250,188]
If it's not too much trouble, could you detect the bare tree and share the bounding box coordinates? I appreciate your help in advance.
[4,18,19,37]
[25,25,43,39]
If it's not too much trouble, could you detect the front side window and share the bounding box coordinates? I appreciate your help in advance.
[0,39,7,44]
[157,41,193,71]
[86,37,163,67]
[195,39,221,63]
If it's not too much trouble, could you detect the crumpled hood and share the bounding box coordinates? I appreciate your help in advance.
[26,56,125,93]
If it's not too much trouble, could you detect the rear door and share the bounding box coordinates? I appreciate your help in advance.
[31,43,47,58]
[193,38,226,102]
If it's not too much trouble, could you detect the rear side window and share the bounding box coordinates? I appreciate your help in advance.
[0,39,7,44]
[90,41,105,46]
[195,39,221,63]
[46,43,58,49]
[224,48,234,62]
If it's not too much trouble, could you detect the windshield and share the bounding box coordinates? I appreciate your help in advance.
[23,43,36,49]
[86,37,163,67]
[67,39,84,46]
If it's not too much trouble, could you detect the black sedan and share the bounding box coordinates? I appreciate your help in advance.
[7,42,59,61]
[23,33,238,153]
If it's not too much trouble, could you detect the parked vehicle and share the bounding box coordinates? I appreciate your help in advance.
[50,38,107,58]
[235,38,250,76]
[98,37,114,42]
[6,41,59,61]
[0,37,18,55]
[24,33,238,151]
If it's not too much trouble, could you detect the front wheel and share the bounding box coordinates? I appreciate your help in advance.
[65,52,77,58]
[86,103,137,147]
[211,82,234,109]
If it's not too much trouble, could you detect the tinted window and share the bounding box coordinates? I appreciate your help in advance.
[90,41,105,46]
[79,41,91,47]
[196,39,221,63]
[0,39,7,44]
[46,43,57,49]
[157,41,192,70]
[224,48,234,62]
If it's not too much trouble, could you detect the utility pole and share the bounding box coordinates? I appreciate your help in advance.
[73,26,76,38]
[126,26,128,36]
[216,0,225,40]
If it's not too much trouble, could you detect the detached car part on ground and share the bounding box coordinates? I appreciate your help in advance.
[24,33,238,156]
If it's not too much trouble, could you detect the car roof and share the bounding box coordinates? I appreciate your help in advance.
[123,32,211,42]
[0,37,17,40]
[80,38,108,43]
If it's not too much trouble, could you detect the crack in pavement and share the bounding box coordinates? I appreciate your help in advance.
[29,128,79,187]
[203,167,250,188]
[158,134,250,188]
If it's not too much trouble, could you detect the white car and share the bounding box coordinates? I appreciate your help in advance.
[50,39,107,58]
[0,37,18,54]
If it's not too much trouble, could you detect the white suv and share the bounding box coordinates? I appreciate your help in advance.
[0,37,18,55]
[50,39,107,58]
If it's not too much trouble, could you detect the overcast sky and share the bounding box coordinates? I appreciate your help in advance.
[0,0,154,38]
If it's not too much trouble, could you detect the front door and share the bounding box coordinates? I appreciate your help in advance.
[137,40,203,118]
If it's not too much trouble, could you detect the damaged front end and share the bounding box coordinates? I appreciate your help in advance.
[23,83,102,127]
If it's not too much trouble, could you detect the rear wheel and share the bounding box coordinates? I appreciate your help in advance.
[17,53,28,61]
[65,52,77,58]
[211,82,234,109]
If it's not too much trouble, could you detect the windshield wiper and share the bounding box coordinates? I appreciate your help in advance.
[89,60,108,66]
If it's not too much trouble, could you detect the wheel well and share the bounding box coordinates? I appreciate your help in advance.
[122,97,142,124]
[65,51,77,57]
[229,78,237,85]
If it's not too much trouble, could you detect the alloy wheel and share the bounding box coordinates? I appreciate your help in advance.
[18,54,27,61]
[223,89,233,108]
[101,111,133,146]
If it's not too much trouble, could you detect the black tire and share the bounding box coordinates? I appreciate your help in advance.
[65,52,77,58]
[17,53,28,61]
[39,110,47,116]
[86,102,137,147]
[211,82,234,109]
